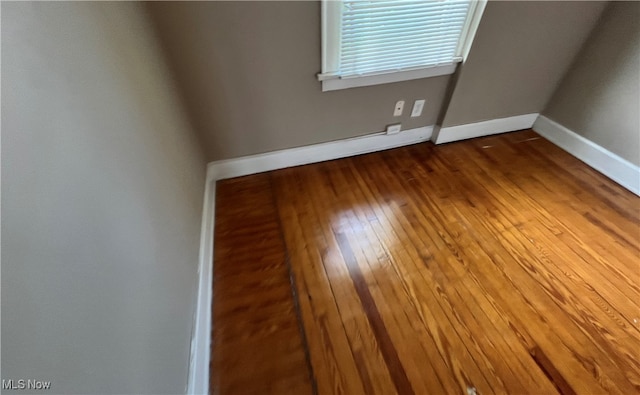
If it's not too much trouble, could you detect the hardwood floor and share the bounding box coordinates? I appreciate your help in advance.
[211,130,640,395]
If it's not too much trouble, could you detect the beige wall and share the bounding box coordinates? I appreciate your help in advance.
[441,1,608,127]
[542,1,640,166]
[146,1,451,161]
[2,2,205,394]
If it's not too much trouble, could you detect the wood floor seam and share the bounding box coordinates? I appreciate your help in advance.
[268,173,319,395]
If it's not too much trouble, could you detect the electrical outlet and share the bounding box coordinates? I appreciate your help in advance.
[411,99,426,117]
[386,124,402,135]
[394,100,405,117]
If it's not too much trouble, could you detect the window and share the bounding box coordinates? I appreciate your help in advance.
[318,0,486,91]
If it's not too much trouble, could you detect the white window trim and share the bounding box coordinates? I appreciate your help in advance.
[456,0,487,61]
[318,0,487,92]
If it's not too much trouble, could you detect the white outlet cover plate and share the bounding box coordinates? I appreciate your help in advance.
[386,124,402,135]
[394,100,405,117]
[411,99,425,117]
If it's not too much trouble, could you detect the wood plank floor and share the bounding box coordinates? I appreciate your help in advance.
[211,130,640,395]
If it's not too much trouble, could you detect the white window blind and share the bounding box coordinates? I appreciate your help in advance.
[319,0,485,91]
[340,0,470,76]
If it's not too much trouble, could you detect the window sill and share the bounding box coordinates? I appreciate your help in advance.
[320,63,458,92]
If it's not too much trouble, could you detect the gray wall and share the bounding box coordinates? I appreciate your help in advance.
[2,2,205,394]
[145,1,451,161]
[542,1,640,166]
[441,1,608,127]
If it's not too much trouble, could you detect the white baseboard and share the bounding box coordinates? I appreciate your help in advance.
[207,126,433,181]
[187,171,216,395]
[187,125,431,394]
[433,113,539,144]
[533,115,640,195]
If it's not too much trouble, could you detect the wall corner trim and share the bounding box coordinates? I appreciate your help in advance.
[188,124,432,394]
[207,125,434,181]
[533,115,640,195]
[433,113,539,144]
[187,171,216,395]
